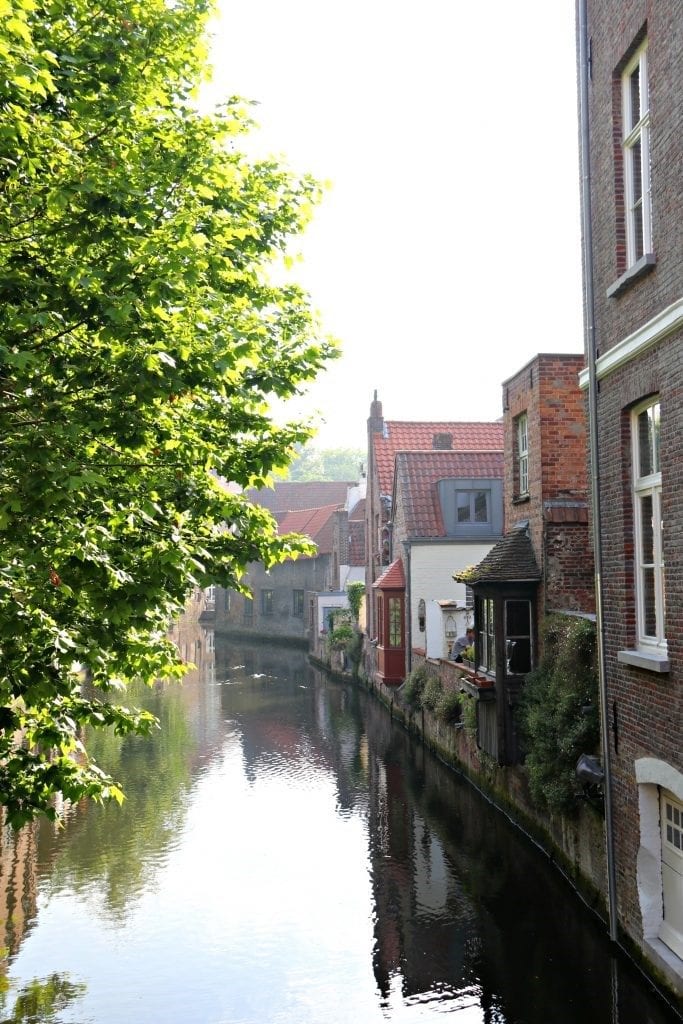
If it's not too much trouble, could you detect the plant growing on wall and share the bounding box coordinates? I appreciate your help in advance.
[518,615,600,815]
[346,582,365,622]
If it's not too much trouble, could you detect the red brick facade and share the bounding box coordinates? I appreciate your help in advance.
[502,353,595,621]
[580,0,683,993]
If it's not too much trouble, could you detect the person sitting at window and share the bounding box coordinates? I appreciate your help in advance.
[451,627,475,662]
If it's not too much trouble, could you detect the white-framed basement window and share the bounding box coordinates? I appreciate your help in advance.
[622,40,652,267]
[632,398,665,651]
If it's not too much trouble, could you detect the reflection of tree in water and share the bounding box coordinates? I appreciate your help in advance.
[35,679,198,920]
[0,973,85,1023]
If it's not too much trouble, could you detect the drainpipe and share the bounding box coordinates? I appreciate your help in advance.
[402,540,412,676]
[577,0,619,943]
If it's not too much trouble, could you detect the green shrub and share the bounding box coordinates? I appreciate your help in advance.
[518,615,600,815]
[421,674,443,711]
[435,689,462,725]
[458,692,477,737]
[401,664,432,710]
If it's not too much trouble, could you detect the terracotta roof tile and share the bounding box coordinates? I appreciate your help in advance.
[246,480,354,513]
[348,519,365,566]
[349,497,366,521]
[373,557,406,589]
[277,504,341,555]
[395,450,504,538]
[372,421,503,496]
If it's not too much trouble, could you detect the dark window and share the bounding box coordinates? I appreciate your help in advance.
[243,595,253,623]
[261,589,274,615]
[293,589,304,617]
[418,598,426,633]
[505,600,532,674]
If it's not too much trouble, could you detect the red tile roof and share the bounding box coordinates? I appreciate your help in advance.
[372,421,503,496]
[373,557,405,589]
[277,504,340,556]
[349,497,366,521]
[246,481,353,513]
[395,450,505,538]
[348,519,365,566]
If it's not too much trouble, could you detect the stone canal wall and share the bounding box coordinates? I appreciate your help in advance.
[318,639,610,924]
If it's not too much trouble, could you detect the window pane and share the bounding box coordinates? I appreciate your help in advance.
[629,64,641,129]
[506,600,531,636]
[631,139,643,204]
[389,597,402,647]
[637,404,660,476]
[456,492,471,523]
[640,494,654,564]
[507,638,531,674]
[641,567,656,636]
[474,491,489,523]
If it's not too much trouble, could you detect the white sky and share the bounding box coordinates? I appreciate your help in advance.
[207,1,584,451]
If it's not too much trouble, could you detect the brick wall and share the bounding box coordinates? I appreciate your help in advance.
[502,353,594,618]
[587,1,683,355]
[582,0,682,989]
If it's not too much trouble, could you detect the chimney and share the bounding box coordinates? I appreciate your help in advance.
[368,390,384,435]
[432,432,453,450]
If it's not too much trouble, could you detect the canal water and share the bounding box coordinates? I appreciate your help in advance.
[0,623,680,1024]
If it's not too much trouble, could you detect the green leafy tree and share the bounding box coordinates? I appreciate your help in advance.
[286,444,364,481]
[0,0,336,825]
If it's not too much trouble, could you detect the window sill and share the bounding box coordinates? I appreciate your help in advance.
[512,493,530,505]
[617,648,670,673]
[607,253,656,298]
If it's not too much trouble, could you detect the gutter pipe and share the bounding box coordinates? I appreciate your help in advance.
[577,0,619,942]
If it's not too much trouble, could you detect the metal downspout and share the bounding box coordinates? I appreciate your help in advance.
[577,0,619,943]
[402,541,412,676]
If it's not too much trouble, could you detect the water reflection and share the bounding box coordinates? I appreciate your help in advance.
[0,628,678,1024]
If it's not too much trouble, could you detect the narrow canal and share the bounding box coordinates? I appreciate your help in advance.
[0,624,680,1023]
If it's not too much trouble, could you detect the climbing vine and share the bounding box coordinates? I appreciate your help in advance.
[518,615,600,815]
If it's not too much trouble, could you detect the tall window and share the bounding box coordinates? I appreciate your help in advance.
[243,595,253,623]
[476,597,496,674]
[261,589,274,616]
[516,413,529,496]
[292,589,304,617]
[388,597,402,647]
[633,398,665,648]
[505,600,532,675]
[622,40,652,267]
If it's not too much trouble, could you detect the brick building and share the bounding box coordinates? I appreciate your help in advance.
[211,481,354,643]
[365,392,503,639]
[577,0,683,992]
[465,353,594,764]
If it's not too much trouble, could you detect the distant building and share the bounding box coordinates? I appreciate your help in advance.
[364,392,503,642]
[211,481,356,643]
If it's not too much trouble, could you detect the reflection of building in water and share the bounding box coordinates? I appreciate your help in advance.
[365,712,472,1000]
[0,819,38,964]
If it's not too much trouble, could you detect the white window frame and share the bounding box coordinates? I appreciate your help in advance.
[632,397,665,651]
[517,413,529,496]
[622,40,652,267]
[455,488,491,524]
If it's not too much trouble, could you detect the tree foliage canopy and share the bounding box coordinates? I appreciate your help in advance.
[0,0,336,824]
[285,444,364,482]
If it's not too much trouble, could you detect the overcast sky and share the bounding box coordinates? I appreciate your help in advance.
[207,1,584,450]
